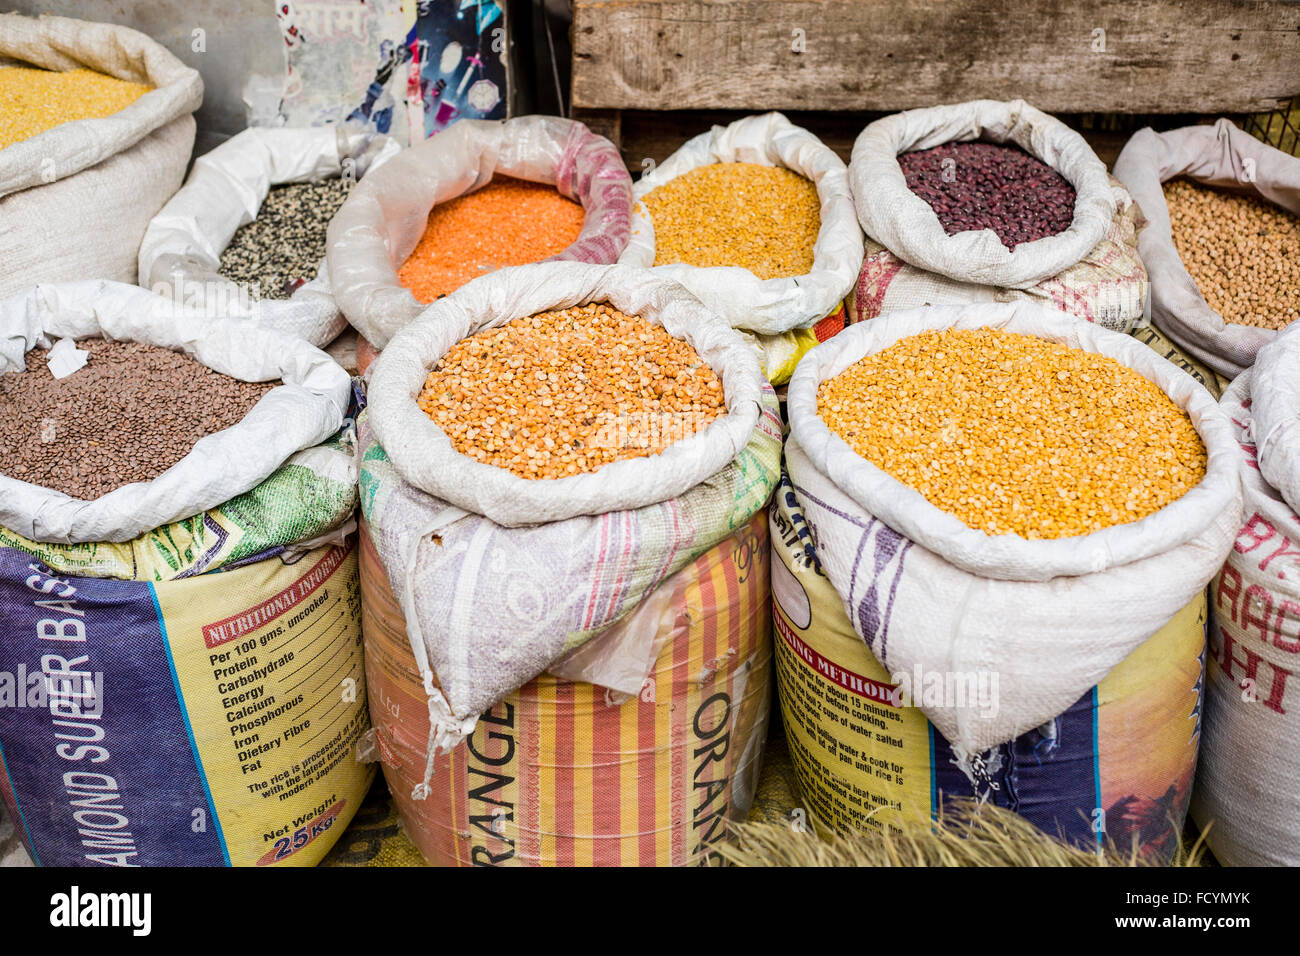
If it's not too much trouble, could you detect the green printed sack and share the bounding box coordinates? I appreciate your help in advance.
[0,281,371,867]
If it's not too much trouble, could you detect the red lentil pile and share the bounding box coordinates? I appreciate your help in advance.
[898,141,1077,249]
[0,340,276,500]
[818,328,1207,539]
[417,303,725,479]
[398,176,585,303]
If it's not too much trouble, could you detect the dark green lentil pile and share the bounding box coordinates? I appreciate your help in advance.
[217,178,352,299]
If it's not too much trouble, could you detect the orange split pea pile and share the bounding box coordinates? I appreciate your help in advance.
[417,303,726,479]
[818,328,1208,539]
[398,176,585,303]
[641,162,821,278]
[0,66,152,150]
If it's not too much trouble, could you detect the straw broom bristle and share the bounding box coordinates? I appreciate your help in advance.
[716,800,1209,867]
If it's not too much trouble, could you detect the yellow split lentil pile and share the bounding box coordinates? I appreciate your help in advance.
[0,66,152,150]
[418,303,726,479]
[818,328,1207,539]
[1164,178,1300,331]
[641,162,821,278]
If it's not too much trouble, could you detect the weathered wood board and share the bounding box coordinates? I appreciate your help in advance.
[572,0,1300,114]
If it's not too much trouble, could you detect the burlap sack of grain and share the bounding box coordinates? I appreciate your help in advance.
[1113,119,1300,378]
[360,262,782,802]
[361,514,771,866]
[0,14,202,298]
[771,472,1206,861]
[785,300,1242,763]
[1193,322,1300,866]
[327,115,633,350]
[849,100,1147,332]
[0,281,371,866]
[618,112,864,383]
[139,127,401,348]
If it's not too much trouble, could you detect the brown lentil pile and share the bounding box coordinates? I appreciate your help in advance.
[1164,178,1300,331]
[898,141,1077,249]
[0,66,152,150]
[0,340,276,500]
[417,303,725,479]
[398,176,586,303]
[218,178,353,299]
[641,162,821,278]
[818,328,1207,539]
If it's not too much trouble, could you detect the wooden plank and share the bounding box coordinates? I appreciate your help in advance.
[571,107,623,152]
[572,0,1300,114]
[606,109,1217,172]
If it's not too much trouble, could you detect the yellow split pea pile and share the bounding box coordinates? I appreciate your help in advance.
[417,304,726,479]
[818,328,1207,539]
[1164,179,1300,331]
[641,163,821,279]
[0,66,152,150]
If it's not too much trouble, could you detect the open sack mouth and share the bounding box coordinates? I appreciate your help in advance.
[788,301,1241,580]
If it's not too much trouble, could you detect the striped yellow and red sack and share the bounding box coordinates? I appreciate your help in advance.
[360,514,773,867]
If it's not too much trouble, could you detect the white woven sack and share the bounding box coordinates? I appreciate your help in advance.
[1113,119,1300,379]
[619,112,863,336]
[362,262,782,792]
[327,115,634,350]
[851,176,1149,333]
[1192,325,1300,866]
[0,14,203,297]
[368,262,764,526]
[0,280,352,544]
[850,100,1115,289]
[139,127,401,348]
[785,300,1242,758]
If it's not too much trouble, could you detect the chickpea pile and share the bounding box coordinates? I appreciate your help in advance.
[418,304,726,479]
[818,328,1207,539]
[1164,178,1300,331]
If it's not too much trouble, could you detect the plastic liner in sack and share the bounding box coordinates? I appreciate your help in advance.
[770,472,1206,860]
[1113,118,1300,379]
[326,115,634,350]
[0,14,203,298]
[359,262,783,796]
[849,100,1147,332]
[619,112,864,382]
[785,300,1242,761]
[1193,322,1300,866]
[0,281,373,867]
[138,126,402,348]
[360,513,772,866]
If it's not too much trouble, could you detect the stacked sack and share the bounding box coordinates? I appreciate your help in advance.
[619,112,864,384]
[849,99,1148,332]
[327,115,635,354]
[139,125,401,348]
[0,13,202,297]
[0,283,370,866]
[778,300,1241,859]
[1114,118,1300,378]
[358,263,782,865]
[1194,322,1300,865]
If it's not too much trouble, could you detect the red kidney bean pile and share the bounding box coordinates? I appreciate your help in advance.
[0,339,277,501]
[898,141,1078,249]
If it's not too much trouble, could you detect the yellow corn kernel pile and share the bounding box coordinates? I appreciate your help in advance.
[0,66,152,150]
[817,328,1207,539]
[418,303,725,480]
[1164,178,1300,331]
[641,162,821,279]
